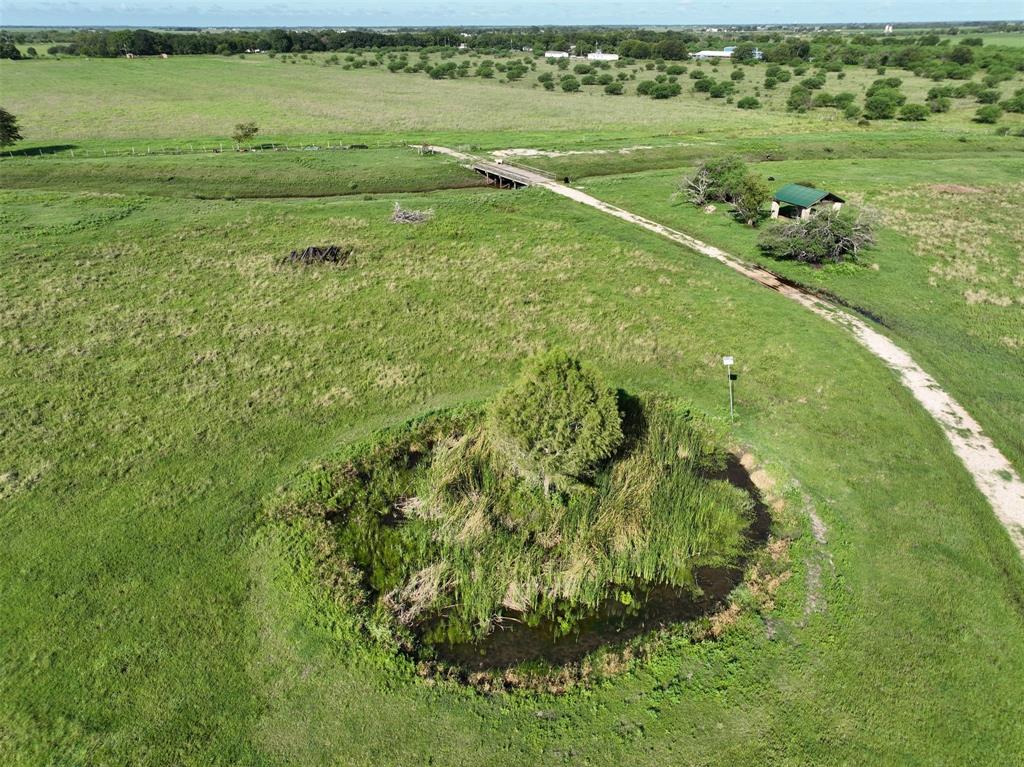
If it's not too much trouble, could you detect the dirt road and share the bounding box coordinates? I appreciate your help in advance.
[426,145,1024,555]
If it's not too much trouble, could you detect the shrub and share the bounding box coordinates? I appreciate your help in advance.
[709,81,733,98]
[786,85,813,112]
[928,96,952,113]
[863,89,903,119]
[974,105,1003,124]
[694,77,714,93]
[489,351,623,493]
[1001,89,1024,113]
[759,210,875,264]
[231,121,259,144]
[679,155,747,205]
[730,69,745,81]
[976,89,1000,105]
[899,103,930,121]
[737,96,761,109]
[604,81,624,95]
[560,75,581,93]
[650,81,682,99]
[573,63,594,75]
[731,173,771,226]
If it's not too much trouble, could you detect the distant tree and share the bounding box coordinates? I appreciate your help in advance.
[0,108,23,148]
[559,75,580,93]
[898,103,930,121]
[974,105,1003,124]
[0,41,22,59]
[786,85,813,112]
[732,42,758,62]
[604,81,624,95]
[737,96,762,110]
[231,122,259,144]
[656,38,689,61]
[26,47,37,58]
[863,89,904,119]
[489,351,623,494]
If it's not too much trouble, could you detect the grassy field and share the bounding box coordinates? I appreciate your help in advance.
[569,154,1024,473]
[2,50,1023,766]
[3,53,1022,150]
[0,147,485,198]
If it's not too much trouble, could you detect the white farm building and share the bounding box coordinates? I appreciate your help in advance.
[586,50,619,61]
[693,49,733,60]
[544,51,569,59]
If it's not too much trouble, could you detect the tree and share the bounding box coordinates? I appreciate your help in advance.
[899,103,930,121]
[786,84,813,112]
[603,81,624,95]
[560,75,580,93]
[737,96,761,109]
[974,105,1003,124]
[0,41,21,60]
[759,210,875,264]
[0,108,23,148]
[680,155,747,205]
[231,122,259,144]
[489,351,623,494]
[863,88,903,119]
[731,174,770,226]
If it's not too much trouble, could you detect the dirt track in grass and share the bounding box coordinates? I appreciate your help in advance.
[428,144,1024,556]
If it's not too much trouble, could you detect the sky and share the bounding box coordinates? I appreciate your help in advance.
[1,0,1021,28]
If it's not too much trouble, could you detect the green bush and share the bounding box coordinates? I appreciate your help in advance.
[604,81,624,95]
[560,75,581,93]
[759,210,875,265]
[737,96,761,109]
[489,351,623,492]
[899,103,930,121]
[974,104,1003,124]
[863,88,904,119]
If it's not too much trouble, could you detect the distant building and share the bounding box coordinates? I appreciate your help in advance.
[544,51,569,59]
[693,50,732,60]
[884,24,894,34]
[587,50,619,61]
[693,46,762,61]
[771,184,844,219]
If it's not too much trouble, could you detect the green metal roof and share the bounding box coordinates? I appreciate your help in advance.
[773,183,840,208]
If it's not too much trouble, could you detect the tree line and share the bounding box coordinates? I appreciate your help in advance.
[2,25,1022,73]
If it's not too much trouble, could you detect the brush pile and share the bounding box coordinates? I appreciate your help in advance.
[390,202,433,224]
[280,244,353,266]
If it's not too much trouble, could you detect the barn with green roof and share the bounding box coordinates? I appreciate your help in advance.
[771,183,845,220]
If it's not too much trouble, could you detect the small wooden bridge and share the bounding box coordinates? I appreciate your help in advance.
[470,161,538,189]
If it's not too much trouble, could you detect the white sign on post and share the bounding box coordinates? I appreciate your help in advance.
[722,356,734,366]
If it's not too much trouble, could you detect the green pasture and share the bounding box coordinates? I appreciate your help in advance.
[2,46,1023,767]
[572,154,1024,473]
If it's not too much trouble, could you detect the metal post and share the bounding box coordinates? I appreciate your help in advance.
[722,356,735,419]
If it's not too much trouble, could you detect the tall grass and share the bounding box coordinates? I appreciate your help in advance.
[291,396,753,646]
